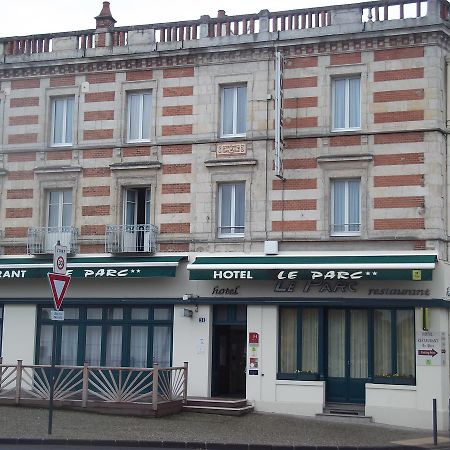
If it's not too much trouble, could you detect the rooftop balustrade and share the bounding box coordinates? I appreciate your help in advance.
[0,0,446,60]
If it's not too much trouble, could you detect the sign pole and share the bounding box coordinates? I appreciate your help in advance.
[48,321,57,435]
[47,241,70,435]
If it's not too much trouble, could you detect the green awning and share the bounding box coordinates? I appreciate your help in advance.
[0,255,185,279]
[188,253,438,281]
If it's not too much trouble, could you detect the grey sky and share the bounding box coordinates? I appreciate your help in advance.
[0,0,362,38]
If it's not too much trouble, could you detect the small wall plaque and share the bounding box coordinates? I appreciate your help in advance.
[216,142,246,157]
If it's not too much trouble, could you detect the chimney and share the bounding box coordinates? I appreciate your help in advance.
[95,1,116,29]
[217,10,226,18]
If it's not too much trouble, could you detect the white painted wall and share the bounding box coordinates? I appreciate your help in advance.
[172,304,212,397]
[366,307,450,430]
[246,305,324,416]
[2,304,37,364]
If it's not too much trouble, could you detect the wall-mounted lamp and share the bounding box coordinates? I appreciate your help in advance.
[182,293,199,313]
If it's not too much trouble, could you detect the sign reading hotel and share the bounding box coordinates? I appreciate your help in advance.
[416,331,446,366]
[193,268,432,281]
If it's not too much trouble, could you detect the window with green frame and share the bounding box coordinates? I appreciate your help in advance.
[373,309,415,382]
[0,306,3,358]
[36,305,173,368]
[279,307,321,380]
[278,307,415,384]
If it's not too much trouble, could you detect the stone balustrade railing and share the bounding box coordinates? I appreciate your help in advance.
[0,0,447,59]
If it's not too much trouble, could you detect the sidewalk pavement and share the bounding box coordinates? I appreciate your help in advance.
[0,405,448,449]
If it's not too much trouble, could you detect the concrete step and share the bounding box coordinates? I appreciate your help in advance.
[183,404,254,416]
[186,397,248,409]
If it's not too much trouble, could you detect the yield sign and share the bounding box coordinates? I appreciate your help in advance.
[47,273,71,311]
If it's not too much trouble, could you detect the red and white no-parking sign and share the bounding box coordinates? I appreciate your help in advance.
[53,244,67,274]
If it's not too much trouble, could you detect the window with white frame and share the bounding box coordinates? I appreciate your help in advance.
[47,190,72,229]
[127,92,152,142]
[331,179,360,235]
[218,182,245,237]
[51,97,74,146]
[332,77,360,130]
[221,85,247,137]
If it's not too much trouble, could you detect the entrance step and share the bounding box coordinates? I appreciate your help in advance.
[316,403,372,424]
[184,397,253,416]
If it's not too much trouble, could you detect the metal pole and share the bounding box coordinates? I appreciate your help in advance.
[48,321,57,435]
[433,398,438,446]
[448,398,450,440]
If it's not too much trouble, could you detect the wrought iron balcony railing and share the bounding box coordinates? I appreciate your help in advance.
[106,224,157,254]
[27,226,79,255]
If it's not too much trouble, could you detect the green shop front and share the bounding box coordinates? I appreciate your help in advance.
[186,251,450,426]
[0,255,185,371]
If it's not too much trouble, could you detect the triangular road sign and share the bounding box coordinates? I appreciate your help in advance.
[47,273,71,311]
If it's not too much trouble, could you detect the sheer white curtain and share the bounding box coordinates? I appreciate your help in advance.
[222,87,234,135]
[348,180,360,232]
[333,79,346,129]
[349,78,361,128]
[302,309,318,372]
[236,85,247,134]
[397,310,415,376]
[350,310,368,378]
[328,310,345,377]
[328,309,345,377]
[60,325,78,365]
[153,326,171,368]
[332,180,345,233]
[85,326,102,366]
[128,94,142,140]
[130,326,148,367]
[280,308,297,373]
[39,325,53,364]
[374,310,392,376]
[105,326,122,367]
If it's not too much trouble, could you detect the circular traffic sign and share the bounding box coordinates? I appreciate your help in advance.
[56,256,65,270]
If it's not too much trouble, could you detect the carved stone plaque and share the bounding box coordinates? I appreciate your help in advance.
[216,142,246,157]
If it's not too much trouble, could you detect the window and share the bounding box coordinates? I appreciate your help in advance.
[218,182,245,237]
[332,77,360,130]
[0,306,3,358]
[279,307,319,380]
[52,96,74,146]
[221,85,247,137]
[123,187,152,251]
[331,179,360,235]
[48,190,72,229]
[127,92,151,142]
[37,305,173,368]
[374,309,415,381]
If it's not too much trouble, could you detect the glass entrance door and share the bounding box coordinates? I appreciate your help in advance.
[326,309,368,403]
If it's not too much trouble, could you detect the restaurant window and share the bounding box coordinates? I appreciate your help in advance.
[51,96,74,146]
[36,306,173,368]
[374,309,415,382]
[278,307,320,380]
[0,306,3,358]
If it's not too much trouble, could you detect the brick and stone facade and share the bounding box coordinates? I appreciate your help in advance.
[0,0,450,430]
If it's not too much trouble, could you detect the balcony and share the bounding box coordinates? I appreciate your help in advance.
[27,227,79,255]
[106,224,157,254]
